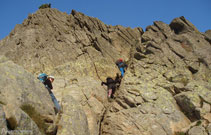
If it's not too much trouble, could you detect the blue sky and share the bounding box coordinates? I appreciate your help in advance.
[0,0,210,40]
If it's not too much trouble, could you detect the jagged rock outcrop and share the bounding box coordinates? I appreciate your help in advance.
[0,8,143,81]
[0,8,210,135]
[204,30,211,44]
[100,17,211,135]
[0,8,143,135]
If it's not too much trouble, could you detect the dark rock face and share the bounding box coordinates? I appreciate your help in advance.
[0,8,210,135]
[169,16,199,34]
[204,30,211,43]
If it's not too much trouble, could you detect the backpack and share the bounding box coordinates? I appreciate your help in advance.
[115,60,121,65]
[106,77,116,85]
[116,61,125,68]
[37,73,48,83]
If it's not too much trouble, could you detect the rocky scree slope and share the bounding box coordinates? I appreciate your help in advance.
[0,8,211,135]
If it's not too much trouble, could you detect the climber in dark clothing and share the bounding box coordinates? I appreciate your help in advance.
[42,76,61,113]
[116,58,128,77]
[101,75,120,98]
[114,73,121,88]
[44,77,53,93]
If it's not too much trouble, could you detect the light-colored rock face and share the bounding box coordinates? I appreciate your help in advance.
[188,126,208,135]
[53,76,108,135]
[0,56,90,135]
[3,104,42,135]
[99,17,210,135]
[57,95,90,135]
[0,8,211,135]
[0,56,54,114]
[0,56,55,134]
[0,9,143,81]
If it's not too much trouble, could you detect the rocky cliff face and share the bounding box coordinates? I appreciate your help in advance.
[0,56,90,135]
[0,8,210,135]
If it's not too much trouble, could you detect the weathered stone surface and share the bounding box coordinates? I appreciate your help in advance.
[0,56,55,113]
[3,104,42,135]
[175,92,201,121]
[53,76,107,135]
[0,8,210,135]
[154,21,174,38]
[203,113,211,123]
[100,15,210,135]
[207,124,211,135]
[0,105,7,135]
[0,9,142,81]
[0,56,55,134]
[188,126,208,135]
[174,80,211,122]
[204,30,211,43]
[100,65,191,135]
[170,16,200,34]
[57,95,90,135]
